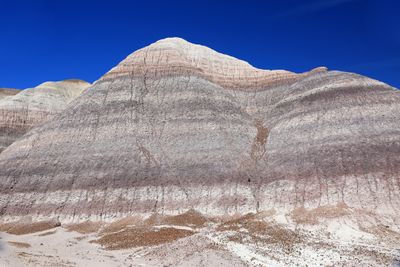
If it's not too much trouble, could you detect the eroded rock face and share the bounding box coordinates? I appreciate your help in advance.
[0,79,90,152]
[0,38,399,221]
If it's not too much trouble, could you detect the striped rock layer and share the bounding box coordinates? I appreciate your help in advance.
[0,38,399,221]
[0,79,90,152]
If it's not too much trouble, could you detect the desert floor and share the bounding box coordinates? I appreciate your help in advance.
[1,209,400,266]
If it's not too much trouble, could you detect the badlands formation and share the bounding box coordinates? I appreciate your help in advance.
[0,79,90,152]
[0,38,399,266]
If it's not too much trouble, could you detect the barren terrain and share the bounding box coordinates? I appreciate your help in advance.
[1,209,399,266]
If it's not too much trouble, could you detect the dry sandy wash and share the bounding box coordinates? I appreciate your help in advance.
[0,37,400,266]
[0,209,399,266]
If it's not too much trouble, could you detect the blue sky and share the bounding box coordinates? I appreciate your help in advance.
[0,0,399,88]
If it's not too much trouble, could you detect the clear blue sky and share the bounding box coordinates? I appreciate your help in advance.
[1,0,399,89]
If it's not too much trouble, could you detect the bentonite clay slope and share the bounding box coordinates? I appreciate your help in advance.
[0,38,399,221]
[0,88,20,101]
[0,79,90,152]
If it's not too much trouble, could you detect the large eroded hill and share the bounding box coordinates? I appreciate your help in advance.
[0,38,398,220]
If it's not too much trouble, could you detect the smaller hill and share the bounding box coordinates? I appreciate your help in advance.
[0,88,20,101]
[0,79,90,153]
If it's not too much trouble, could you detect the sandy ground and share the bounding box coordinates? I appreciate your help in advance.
[1,209,400,266]
[0,227,246,267]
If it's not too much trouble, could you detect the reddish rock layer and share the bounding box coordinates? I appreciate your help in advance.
[102,38,327,90]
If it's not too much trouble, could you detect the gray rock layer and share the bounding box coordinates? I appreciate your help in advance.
[0,79,90,152]
[0,38,399,221]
